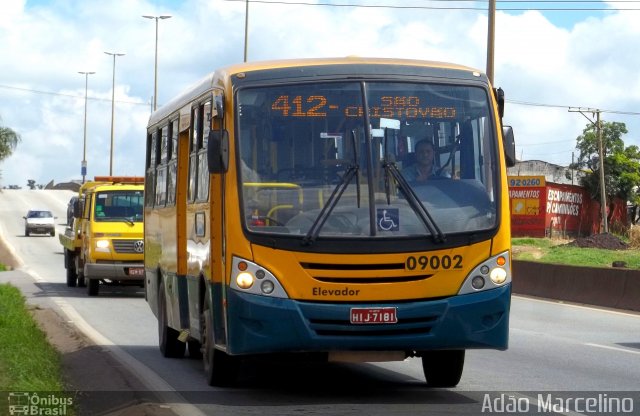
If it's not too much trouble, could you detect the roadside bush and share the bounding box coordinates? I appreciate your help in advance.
[629,225,640,249]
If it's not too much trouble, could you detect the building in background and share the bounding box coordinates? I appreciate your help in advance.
[508,161,626,238]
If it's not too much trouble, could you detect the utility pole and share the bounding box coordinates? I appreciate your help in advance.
[569,107,608,233]
[78,71,95,184]
[486,0,496,84]
[243,0,249,62]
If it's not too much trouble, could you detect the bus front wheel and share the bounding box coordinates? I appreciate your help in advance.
[202,299,238,386]
[421,349,465,387]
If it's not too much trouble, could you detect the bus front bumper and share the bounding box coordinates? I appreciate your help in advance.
[225,284,510,355]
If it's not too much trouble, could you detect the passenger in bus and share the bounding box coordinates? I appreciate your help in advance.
[402,140,449,183]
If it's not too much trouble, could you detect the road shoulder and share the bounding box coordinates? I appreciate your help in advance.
[1,269,178,416]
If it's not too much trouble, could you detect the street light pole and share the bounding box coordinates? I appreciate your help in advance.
[78,71,95,184]
[142,15,172,111]
[104,51,125,176]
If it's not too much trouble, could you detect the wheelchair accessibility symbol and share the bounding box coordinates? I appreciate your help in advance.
[377,208,399,231]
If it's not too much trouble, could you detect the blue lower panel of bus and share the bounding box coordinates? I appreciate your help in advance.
[225,284,510,355]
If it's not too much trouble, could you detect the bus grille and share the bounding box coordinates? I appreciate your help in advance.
[300,262,432,284]
[298,302,442,337]
[113,239,144,254]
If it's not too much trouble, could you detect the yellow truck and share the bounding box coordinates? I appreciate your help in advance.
[60,176,145,296]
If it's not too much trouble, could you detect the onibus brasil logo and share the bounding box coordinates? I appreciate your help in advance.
[7,392,73,415]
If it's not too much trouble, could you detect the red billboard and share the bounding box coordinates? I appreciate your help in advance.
[509,176,627,237]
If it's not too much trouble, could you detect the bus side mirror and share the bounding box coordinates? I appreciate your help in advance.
[502,125,516,168]
[494,87,505,119]
[207,129,229,173]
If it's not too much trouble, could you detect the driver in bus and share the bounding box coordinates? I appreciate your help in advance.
[402,140,449,183]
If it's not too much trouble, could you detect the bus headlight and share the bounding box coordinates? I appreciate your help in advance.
[230,257,289,298]
[236,272,254,289]
[490,268,507,285]
[458,251,511,294]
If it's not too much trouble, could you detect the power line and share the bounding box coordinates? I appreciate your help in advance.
[222,0,640,11]
[507,99,640,116]
[3,82,639,118]
[0,83,148,106]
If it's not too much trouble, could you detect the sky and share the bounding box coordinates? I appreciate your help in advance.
[1,0,639,187]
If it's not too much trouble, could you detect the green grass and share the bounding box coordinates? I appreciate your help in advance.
[512,237,640,269]
[0,283,65,391]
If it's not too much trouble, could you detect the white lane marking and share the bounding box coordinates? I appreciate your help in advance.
[584,342,640,356]
[513,295,640,318]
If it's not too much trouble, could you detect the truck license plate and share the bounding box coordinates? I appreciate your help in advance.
[350,307,397,324]
[128,267,144,276]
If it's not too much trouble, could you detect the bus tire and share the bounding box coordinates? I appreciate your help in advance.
[203,299,238,386]
[87,278,100,296]
[158,282,185,358]
[421,349,465,387]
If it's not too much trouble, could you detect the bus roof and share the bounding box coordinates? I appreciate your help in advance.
[148,56,486,127]
[218,56,482,77]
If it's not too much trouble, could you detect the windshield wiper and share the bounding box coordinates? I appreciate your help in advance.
[303,131,360,245]
[381,131,445,243]
[111,217,135,226]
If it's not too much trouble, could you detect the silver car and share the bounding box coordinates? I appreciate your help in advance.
[23,209,56,237]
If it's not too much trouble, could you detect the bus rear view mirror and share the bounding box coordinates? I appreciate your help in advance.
[208,129,229,173]
[502,125,516,167]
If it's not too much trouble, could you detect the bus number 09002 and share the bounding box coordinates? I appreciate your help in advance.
[406,255,463,270]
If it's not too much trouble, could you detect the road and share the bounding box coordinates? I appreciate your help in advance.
[1,189,640,415]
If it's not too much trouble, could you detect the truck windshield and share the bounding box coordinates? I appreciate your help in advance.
[236,81,498,239]
[94,191,144,222]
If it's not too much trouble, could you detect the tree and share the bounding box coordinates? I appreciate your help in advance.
[0,124,21,161]
[0,121,21,181]
[571,121,640,225]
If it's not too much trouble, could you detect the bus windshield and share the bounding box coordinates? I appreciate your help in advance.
[236,81,498,239]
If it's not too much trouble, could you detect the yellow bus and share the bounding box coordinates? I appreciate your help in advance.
[144,57,516,387]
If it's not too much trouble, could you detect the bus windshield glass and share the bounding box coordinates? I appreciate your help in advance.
[236,81,498,238]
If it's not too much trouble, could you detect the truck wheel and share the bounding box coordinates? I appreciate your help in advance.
[158,282,185,358]
[25,228,29,237]
[188,340,202,359]
[77,270,86,287]
[66,267,77,287]
[421,350,465,387]
[87,278,99,296]
[75,257,86,287]
[65,250,77,287]
[203,293,238,386]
